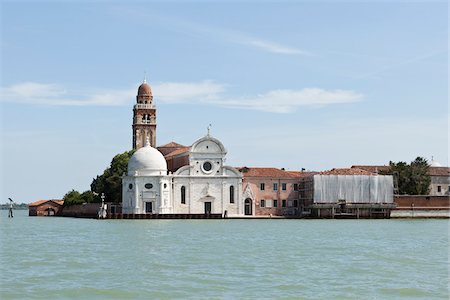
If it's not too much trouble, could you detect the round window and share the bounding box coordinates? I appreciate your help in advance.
[128,184,133,190]
[203,161,212,172]
[145,183,153,189]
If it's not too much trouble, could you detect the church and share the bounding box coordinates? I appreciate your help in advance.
[122,80,244,217]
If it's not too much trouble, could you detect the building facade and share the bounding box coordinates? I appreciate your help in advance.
[428,160,450,196]
[237,167,305,216]
[122,134,243,216]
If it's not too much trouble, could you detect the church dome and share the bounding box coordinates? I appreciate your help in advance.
[137,81,152,96]
[430,158,442,167]
[128,142,167,176]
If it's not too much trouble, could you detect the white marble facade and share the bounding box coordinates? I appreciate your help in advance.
[122,134,243,216]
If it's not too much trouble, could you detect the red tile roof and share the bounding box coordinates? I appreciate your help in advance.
[157,141,189,156]
[237,167,304,178]
[352,165,450,177]
[165,147,190,158]
[158,141,187,148]
[28,199,64,207]
[351,165,389,174]
[320,168,376,176]
[428,167,450,176]
[287,171,320,178]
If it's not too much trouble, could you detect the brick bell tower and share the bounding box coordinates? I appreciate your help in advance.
[132,79,156,150]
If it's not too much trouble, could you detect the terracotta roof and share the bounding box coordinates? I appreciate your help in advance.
[352,165,450,177]
[428,167,450,177]
[237,167,303,178]
[158,141,187,149]
[165,147,190,158]
[287,171,320,178]
[351,165,389,174]
[286,171,301,176]
[28,199,64,207]
[157,141,189,156]
[320,168,376,176]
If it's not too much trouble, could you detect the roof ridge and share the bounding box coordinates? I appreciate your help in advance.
[157,141,187,148]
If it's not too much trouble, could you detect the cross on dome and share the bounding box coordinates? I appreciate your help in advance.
[207,124,212,136]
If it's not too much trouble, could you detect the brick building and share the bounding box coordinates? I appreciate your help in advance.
[28,200,64,216]
[237,167,314,216]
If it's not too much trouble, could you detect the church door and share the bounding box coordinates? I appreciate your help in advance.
[244,198,252,215]
[145,202,153,213]
[204,202,212,215]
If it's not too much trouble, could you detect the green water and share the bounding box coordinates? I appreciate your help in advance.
[1,210,448,299]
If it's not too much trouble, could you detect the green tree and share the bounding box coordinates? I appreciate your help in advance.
[409,157,431,195]
[63,190,96,205]
[91,150,134,203]
[382,157,430,195]
[80,190,95,203]
[63,189,83,205]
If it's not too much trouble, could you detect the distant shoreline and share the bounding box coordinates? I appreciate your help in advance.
[0,204,28,210]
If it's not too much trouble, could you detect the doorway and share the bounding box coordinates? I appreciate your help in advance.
[244,198,252,215]
[204,202,212,215]
[44,208,55,216]
[145,202,153,213]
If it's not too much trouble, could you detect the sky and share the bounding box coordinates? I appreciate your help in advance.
[0,0,448,203]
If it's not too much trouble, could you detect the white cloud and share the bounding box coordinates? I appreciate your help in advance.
[215,88,363,113]
[1,81,362,113]
[153,81,226,103]
[245,40,309,55]
[0,82,134,106]
[0,81,225,106]
[2,82,66,99]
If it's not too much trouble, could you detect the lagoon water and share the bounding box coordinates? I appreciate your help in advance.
[0,210,448,299]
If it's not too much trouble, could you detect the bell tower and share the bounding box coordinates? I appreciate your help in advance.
[132,79,156,150]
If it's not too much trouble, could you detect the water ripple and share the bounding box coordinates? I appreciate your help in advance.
[0,211,448,299]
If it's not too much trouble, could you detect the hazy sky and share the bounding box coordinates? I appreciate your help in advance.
[1,0,448,203]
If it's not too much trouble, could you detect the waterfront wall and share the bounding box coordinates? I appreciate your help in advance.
[61,203,101,218]
[394,195,449,209]
[391,210,450,218]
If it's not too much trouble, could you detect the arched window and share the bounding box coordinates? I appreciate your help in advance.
[181,186,186,204]
[230,185,235,203]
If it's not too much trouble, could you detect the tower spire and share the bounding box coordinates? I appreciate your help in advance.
[143,71,147,84]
